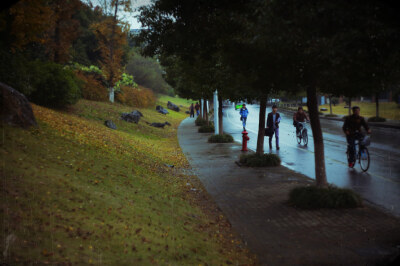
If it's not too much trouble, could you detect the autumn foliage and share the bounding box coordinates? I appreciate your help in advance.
[75,71,108,101]
[115,85,156,108]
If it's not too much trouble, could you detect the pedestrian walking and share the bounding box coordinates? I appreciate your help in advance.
[239,104,249,131]
[195,102,200,116]
[266,105,281,150]
[189,103,195,118]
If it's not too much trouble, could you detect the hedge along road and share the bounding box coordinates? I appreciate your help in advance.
[223,103,400,217]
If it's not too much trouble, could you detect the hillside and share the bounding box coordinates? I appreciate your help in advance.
[0,96,254,264]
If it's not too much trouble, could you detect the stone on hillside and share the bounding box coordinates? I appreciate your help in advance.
[0,82,37,129]
[167,101,180,112]
[132,110,143,117]
[121,111,141,123]
[156,105,169,115]
[105,120,117,130]
[185,111,190,114]
[149,121,171,128]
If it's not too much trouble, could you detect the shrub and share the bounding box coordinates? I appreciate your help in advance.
[288,185,363,209]
[195,117,207,126]
[325,114,338,118]
[368,116,386,122]
[198,124,215,133]
[115,85,156,108]
[239,153,281,167]
[75,71,108,101]
[208,134,234,143]
[28,61,82,108]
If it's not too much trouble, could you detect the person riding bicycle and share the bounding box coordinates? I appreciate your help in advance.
[342,106,371,168]
[293,107,309,136]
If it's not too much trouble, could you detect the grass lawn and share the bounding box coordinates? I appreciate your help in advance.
[0,97,254,264]
[157,94,197,110]
[319,102,400,120]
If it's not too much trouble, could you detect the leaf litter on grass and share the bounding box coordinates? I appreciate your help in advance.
[0,99,255,265]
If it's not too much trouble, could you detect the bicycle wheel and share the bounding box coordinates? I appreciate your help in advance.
[359,147,370,172]
[346,147,355,168]
[296,131,301,144]
[302,129,308,146]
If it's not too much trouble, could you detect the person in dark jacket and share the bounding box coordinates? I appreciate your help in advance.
[293,106,309,136]
[189,103,195,118]
[266,105,281,150]
[195,102,200,116]
[342,106,371,167]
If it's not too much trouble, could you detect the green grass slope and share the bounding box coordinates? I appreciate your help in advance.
[1,98,254,265]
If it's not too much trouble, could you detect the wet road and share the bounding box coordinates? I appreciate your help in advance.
[223,104,400,217]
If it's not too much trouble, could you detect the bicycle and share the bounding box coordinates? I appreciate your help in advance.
[296,121,309,146]
[346,134,370,172]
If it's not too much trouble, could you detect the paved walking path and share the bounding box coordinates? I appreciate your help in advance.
[178,117,400,265]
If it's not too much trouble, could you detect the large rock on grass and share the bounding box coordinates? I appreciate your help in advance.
[105,120,117,130]
[121,110,142,123]
[0,82,37,129]
[167,101,180,112]
[156,105,169,115]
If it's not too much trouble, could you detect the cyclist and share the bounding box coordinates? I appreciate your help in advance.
[293,107,309,136]
[239,104,249,131]
[342,106,371,167]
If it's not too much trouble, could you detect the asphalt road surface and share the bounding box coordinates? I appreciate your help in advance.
[223,104,400,217]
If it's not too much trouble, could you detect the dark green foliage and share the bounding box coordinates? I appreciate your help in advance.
[195,117,207,126]
[239,153,281,167]
[208,134,233,143]
[325,114,338,117]
[28,61,82,108]
[198,124,214,133]
[126,51,172,95]
[288,185,363,209]
[368,116,386,122]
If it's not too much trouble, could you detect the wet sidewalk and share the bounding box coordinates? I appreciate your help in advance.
[178,118,400,265]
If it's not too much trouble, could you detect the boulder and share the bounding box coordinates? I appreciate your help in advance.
[149,121,171,128]
[156,105,169,115]
[185,111,190,114]
[320,108,328,111]
[0,82,37,129]
[121,111,141,123]
[104,120,117,130]
[167,101,180,112]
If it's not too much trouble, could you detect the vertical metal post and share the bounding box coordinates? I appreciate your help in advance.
[214,90,219,135]
[201,99,204,118]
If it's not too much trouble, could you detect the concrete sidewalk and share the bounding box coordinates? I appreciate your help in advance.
[178,117,400,265]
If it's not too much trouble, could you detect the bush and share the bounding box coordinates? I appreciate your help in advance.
[75,71,108,101]
[198,124,215,133]
[195,117,207,126]
[208,134,234,143]
[288,185,363,209]
[28,61,82,108]
[325,114,338,118]
[368,116,386,122]
[239,153,281,167]
[115,85,156,108]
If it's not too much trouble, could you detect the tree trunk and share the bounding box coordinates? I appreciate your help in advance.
[256,96,267,155]
[375,92,380,118]
[329,95,333,115]
[307,86,328,187]
[204,100,209,124]
[348,97,352,116]
[218,96,223,135]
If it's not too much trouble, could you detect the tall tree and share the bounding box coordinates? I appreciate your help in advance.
[92,0,131,102]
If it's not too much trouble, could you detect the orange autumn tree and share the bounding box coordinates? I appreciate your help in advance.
[8,0,53,51]
[91,0,131,102]
[8,0,81,63]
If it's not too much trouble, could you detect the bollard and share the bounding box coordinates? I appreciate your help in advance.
[241,130,250,151]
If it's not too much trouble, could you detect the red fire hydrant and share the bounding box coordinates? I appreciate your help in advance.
[241,130,250,151]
